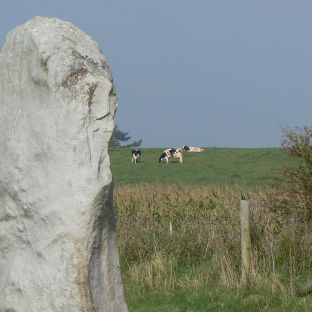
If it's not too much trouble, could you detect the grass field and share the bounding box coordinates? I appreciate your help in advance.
[124,285,312,312]
[110,148,311,311]
[109,147,292,187]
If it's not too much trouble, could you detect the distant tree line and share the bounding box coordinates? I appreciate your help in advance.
[109,125,142,148]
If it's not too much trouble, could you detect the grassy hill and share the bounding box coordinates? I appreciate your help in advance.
[109,147,291,186]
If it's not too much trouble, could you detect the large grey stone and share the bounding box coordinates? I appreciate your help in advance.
[0,16,128,312]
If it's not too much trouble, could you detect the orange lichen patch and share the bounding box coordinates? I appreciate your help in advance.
[61,67,88,88]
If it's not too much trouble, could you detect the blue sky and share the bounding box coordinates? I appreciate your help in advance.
[1,0,311,147]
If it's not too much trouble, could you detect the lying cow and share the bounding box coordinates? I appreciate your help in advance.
[159,148,183,163]
[182,145,204,152]
[131,148,142,163]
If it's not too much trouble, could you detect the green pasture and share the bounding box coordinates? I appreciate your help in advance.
[111,147,311,311]
[125,285,312,312]
[109,147,291,186]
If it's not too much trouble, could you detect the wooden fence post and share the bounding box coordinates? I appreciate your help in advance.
[240,199,251,287]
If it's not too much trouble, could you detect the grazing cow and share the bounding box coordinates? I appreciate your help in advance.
[159,148,183,163]
[182,145,204,152]
[131,148,142,163]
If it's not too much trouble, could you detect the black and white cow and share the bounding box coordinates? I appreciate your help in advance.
[159,148,183,163]
[131,148,142,163]
[182,145,204,152]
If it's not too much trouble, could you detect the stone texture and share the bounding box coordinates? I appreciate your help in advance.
[0,16,128,312]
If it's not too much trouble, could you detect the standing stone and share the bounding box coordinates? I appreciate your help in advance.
[0,16,128,312]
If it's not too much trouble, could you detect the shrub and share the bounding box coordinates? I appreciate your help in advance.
[281,125,312,220]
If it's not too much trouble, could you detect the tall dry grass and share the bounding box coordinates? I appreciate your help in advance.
[114,184,311,294]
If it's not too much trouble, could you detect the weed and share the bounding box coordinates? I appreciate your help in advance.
[115,184,312,310]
